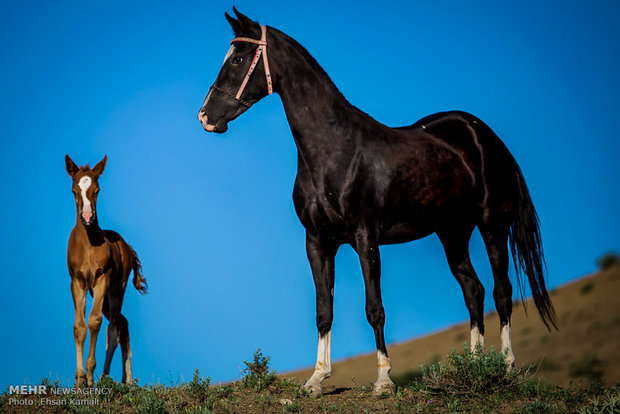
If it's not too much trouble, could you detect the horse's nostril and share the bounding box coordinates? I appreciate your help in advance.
[198,110,208,123]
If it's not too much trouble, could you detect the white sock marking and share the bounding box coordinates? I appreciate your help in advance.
[305,331,332,390]
[470,326,484,350]
[375,351,393,388]
[501,324,515,365]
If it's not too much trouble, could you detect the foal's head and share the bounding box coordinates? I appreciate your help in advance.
[198,7,272,133]
[65,155,107,226]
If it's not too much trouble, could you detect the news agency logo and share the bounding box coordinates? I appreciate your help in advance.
[7,384,111,407]
[8,385,48,395]
[8,385,111,395]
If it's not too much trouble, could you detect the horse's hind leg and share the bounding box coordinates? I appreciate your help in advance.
[117,313,132,384]
[438,226,486,349]
[480,224,515,367]
[102,295,119,378]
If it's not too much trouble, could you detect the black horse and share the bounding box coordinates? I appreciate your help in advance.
[198,8,556,396]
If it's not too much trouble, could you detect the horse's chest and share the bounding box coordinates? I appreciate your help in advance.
[69,243,115,283]
[293,179,354,239]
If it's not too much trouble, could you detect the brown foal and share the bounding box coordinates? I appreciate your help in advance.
[65,155,147,386]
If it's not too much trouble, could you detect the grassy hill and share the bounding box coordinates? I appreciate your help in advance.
[286,263,620,389]
[2,264,618,413]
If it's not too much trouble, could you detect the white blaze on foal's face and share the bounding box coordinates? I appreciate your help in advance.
[78,176,93,223]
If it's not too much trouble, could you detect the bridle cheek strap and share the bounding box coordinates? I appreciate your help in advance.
[231,25,273,101]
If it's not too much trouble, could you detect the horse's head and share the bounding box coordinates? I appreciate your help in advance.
[65,155,107,226]
[198,7,273,133]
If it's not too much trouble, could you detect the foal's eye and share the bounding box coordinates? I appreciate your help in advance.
[231,56,243,65]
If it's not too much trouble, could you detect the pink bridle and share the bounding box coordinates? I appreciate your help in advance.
[212,25,273,107]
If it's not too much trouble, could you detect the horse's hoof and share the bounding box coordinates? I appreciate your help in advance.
[372,381,395,397]
[505,354,516,371]
[75,374,87,387]
[303,381,322,397]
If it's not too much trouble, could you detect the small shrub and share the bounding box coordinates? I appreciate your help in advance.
[96,374,131,400]
[518,400,557,413]
[538,356,560,372]
[570,353,604,382]
[241,348,277,391]
[580,282,594,295]
[579,386,620,413]
[187,369,211,401]
[391,369,423,387]
[421,344,522,395]
[597,252,620,271]
[124,386,167,414]
[284,401,301,412]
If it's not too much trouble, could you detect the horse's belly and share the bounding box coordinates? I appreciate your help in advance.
[379,221,434,244]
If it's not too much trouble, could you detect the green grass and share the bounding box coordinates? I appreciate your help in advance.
[2,348,617,413]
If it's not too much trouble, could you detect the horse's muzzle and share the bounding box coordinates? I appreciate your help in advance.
[198,110,228,133]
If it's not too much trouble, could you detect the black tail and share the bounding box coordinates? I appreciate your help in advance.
[509,169,557,330]
[130,246,148,294]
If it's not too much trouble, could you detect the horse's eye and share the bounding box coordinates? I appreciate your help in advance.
[231,56,243,65]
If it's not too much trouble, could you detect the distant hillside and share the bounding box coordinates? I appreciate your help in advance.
[286,264,620,388]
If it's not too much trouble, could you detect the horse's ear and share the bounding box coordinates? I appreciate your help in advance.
[232,6,259,36]
[225,11,242,35]
[65,154,78,177]
[233,6,253,27]
[92,155,107,177]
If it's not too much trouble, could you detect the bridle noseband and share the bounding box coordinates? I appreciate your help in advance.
[211,25,273,108]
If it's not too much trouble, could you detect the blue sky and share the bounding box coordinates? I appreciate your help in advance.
[1,0,618,389]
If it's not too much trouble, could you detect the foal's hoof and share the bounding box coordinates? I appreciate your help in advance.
[75,374,87,387]
[372,381,395,397]
[303,381,323,397]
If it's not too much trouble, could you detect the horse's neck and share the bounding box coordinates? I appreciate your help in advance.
[273,34,368,166]
[74,219,105,246]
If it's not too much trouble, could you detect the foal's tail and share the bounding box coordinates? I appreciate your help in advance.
[130,246,148,294]
[510,168,557,330]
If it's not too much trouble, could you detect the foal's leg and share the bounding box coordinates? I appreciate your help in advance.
[116,313,132,384]
[438,227,486,350]
[85,273,110,386]
[71,277,88,386]
[102,294,119,378]
[354,231,394,396]
[102,285,133,384]
[481,226,515,367]
[303,233,337,395]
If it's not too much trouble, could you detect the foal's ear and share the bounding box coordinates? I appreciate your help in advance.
[92,155,107,177]
[65,154,79,177]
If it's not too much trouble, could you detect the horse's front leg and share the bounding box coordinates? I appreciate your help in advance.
[70,277,88,386]
[85,271,110,386]
[303,233,337,396]
[355,231,395,396]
